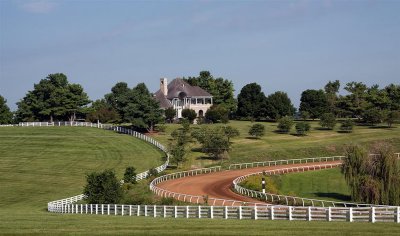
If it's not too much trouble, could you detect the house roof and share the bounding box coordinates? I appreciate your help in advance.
[154,78,212,108]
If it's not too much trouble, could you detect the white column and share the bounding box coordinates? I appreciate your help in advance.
[122,205,124,216]
[327,207,332,222]
[163,206,166,218]
[270,206,274,220]
[370,207,375,223]
[209,206,214,219]
[129,205,132,216]
[307,207,312,221]
[186,206,189,218]
[137,206,140,216]
[238,206,242,220]
[95,204,98,214]
[115,204,117,215]
[198,206,201,218]
[153,205,157,218]
[224,206,228,219]
[101,204,104,215]
[396,207,400,223]
[174,206,178,218]
[288,206,292,221]
[347,208,353,222]
[145,205,148,217]
[107,204,110,215]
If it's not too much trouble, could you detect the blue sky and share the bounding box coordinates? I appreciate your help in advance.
[1,0,399,111]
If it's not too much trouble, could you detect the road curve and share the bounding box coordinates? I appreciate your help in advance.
[156,161,342,205]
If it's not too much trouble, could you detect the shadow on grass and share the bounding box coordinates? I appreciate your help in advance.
[314,127,334,131]
[290,133,307,137]
[245,136,261,140]
[273,130,290,134]
[313,192,351,202]
[368,125,392,129]
[337,130,353,134]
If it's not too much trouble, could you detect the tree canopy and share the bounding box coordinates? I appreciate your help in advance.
[0,95,13,124]
[299,89,328,119]
[15,73,91,122]
[184,71,236,113]
[83,169,123,204]
[105,82,162,131]
[236,83,267,120]
[265,91,296,120]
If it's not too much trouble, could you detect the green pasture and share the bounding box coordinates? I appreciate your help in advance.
[0,126,164,212]
[241,168,351,202]
[0,124,399,235]
[154,120,400,168]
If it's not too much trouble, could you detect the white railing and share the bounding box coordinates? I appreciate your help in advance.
[48,202,400,223]
[232,163,391,208]
[228,156,345,170]
[149,166,264,206]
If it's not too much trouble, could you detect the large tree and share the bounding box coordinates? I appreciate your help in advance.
[299,89,328,119]
[15,73,90,122]
[265,91,296,120]
[343,82,368,118]
[236,83,267,119]
[184,71,236,113]
[385,84,400,110]
[0,95,13,124]
[87,99,120,123]
[324,80,340,115]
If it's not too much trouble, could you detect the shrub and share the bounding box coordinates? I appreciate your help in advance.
[84,169,123,204]
[295,122,311,136]
[362,108,383,126]
[123,166,137,184]
[277,116,294,133]
[340,119,354,133]
[248,123,265,138]
[181,109,197,123]
[319,113,336,130]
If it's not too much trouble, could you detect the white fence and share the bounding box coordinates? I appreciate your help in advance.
[48,202,400,223]
[228,156,345,170]
[232,163,390,208]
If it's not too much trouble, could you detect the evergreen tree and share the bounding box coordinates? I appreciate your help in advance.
[0,95,13,124]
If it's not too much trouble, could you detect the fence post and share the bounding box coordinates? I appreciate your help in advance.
[238,206,242,220]
[198,206,201,218]
[122,205,124,216]
[209,206,214,219]
[90,204,93,214]
[327,207,331,222]
[347,208,353,222]
[107,204,110,215]
[163,206,166,218]
[101,204,104,215]
[186,206,189,218]
[288,206,292,221]
[307,207,312,221]
[270,206,274,220]
[396,207,399,223]
[81,204,83,214]
[367,207,375,223]
[174,206,178,218]
[153,205,157,218]
[115,204,117,215]
[224,206,228,219]
[129,205,132,216]
[137,205,140,216]
[145,205,148,217]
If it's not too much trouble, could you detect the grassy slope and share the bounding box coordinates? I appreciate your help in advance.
[0,125,399,235]
[241,168,351,202]
[0,127,164,212]
[154,121,400,168]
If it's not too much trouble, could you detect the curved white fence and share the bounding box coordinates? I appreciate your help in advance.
[149,166,268,207]
[232,163,390,208]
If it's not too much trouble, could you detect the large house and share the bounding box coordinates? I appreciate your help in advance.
[154,78,213,119]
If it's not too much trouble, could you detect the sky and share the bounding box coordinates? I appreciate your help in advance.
[1,0,399,111]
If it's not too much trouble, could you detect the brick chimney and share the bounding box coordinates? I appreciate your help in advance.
[160,78,168,96]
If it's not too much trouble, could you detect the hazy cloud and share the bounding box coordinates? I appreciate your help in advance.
[18,0,56,13]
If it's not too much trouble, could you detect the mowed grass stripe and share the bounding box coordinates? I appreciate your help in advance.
[0,127,164,211]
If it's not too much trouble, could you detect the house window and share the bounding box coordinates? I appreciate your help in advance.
[197,98,204,104]
[191,98,196,105]
[199,110,204,117]
[205,98,212,104]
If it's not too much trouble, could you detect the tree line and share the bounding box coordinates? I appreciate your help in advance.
[0,72,399,129]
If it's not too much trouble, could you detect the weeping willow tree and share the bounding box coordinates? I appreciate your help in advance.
[341,144,400,205]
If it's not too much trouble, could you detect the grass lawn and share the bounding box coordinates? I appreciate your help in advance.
[0,126,164,212]
[0,125,399,235]
[241,168,351,202]
[154,120,400,168]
